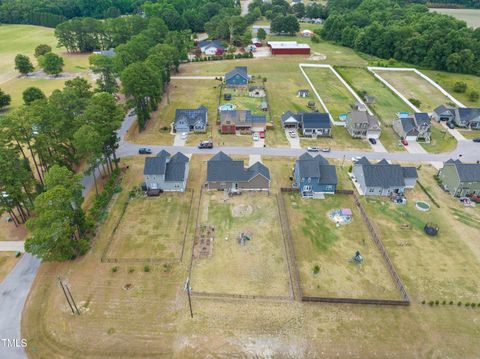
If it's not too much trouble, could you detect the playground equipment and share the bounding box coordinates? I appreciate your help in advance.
[328,208,353,226]
[424,223,439,236]
[352,250,363,264]
[415,200,431,211]
[238,232,252,246]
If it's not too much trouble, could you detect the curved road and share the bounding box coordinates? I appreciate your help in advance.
[1,110,479,359]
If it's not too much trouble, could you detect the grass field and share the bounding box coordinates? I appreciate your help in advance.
[423,69,480,108]
[419,123,457,153]
[458,129,480,139]
[221,86,265,115]
[190,192,290,296]
[0,252,20,283]
[336,66,409,152]
[21,155,480,358]
[285,192,400,299]
[430,8,480,28]
[107,192,192,260]
[374,70,452,112]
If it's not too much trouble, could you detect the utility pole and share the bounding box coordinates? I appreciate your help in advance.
[58,276,74,315]
[65,284,80,315]
[186,278,193,318]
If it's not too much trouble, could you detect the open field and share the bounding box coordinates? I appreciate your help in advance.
[423,69,480,108]
[190,192,291,296]
[0,252,20,283]
[430,8,480,28]
[337,66,409,152]
[374,70,452,112]
[284,192,400,299]
[21,155,480,358]
[107,192,192,261]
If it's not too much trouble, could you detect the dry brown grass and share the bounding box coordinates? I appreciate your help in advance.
[0,252,20,283]
[0,213,27,241]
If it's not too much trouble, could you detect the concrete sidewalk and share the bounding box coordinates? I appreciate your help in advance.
[0,241,25,252]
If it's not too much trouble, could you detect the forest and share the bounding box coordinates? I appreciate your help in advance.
[323,0,480,74]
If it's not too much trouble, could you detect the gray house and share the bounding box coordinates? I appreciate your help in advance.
[144,151,189,192]
[432,105,455,122]
[393,112,431,142]
[353,157,417,196]
[453,108,480,129]
[206,152,270,191]
[345,110,381,139]
[281,111,301,129]
[438,159,480,197]
[173,106,208,133]
[293,153,337,198]
[282,112,331,136]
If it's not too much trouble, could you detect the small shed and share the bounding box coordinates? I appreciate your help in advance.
[260,102,268,111]
[224,93,232,101]
[297,89,309,98]
[364,95,376,104]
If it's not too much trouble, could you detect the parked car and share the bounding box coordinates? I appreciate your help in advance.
[473,138,480,143]
[351,156,362,162]
[259,131,265,139]
[368,138,377,145]
[307,146,320,152]
[459,197,472,205]
[138,148,152,154]
[198,140,213,149]
[401,139,408,146]
[181,132,188,140]
[321,147,331,152]
[447,122,455,129]
[252,133,260,141]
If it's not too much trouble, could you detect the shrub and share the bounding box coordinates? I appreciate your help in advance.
[429,301,434,306]
[313,265,320,275]
[469,90,479,102]
[311,35,320,43]
[471,303,476,308]
[128,267,135,273]
[442,300,446,305]
[435,300,439,306]
[144,265,151,273]
[465,303,470,307]
[409,98,421,108]
[421,300,425,304]
[458,301,462,306]
[449,301,454,305]
[348,165,353,173]
[111,266,119,273]
[453,81,467,93]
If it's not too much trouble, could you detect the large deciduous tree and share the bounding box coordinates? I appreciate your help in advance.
[14,54,34,75]
[39,52,64,76]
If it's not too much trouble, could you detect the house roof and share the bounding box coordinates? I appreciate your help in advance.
[296,153,337,184]
[281,111,300,125]
[356,156,371,165]
[301,112,331,129]
[400,117,419,136]
[144,151,189,181]
[207,152,270,182]
[447,160,480,182]
[220,110,266,126]
[267,41,310,49]
[433,105,455,116]
[348,111,380,130]
[225,67,248,81]
[170,152,189,163]
[198,40,223,50]
[456,108,480,124]
[357,159,417,188]
[414,112,430,126]
[364,95,375,103]
[175,106,208,127]
[297,89,309,94]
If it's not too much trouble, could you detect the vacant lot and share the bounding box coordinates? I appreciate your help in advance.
[191,191,291,296]
[374,70,453,112]
[430,8,480,28]
[337,66,409,152]
[107,192,192,261]
[284,192,399,299]
[0,252,20,283]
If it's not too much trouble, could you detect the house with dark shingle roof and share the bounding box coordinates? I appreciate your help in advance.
[219,110,266,134]
[438,159,480,197]
[281,111,300,129]
[174,106,208,133]
[143,151,189,192]
[206,152,270,191]
[393,112,431,142]
[453,108,480,129]
[432,105,455,122]
[225,67,249,87]
[345,109,381,139]
[353,157,417,196]
[281,112,331,136]
[293,153,337,198]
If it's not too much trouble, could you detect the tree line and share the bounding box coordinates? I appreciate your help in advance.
[322,0,480,75]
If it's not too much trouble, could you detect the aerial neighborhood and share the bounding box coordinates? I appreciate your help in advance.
[1,0,480,358]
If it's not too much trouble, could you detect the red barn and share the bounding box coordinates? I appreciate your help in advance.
[268,41,311,55]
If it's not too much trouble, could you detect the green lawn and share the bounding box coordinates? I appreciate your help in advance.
[284,192,400,299]
[458,129,480,140]
[420,123,457,154]
[221,86,264,115]
[336,66,409,152]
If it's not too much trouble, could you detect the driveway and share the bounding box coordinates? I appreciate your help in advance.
[173,133,187,147]
[253,47,271,58]
[285,129,301,149]
[0,254,41,359]
[439,122,466,141]
[370,140,388,153]
[0,241,25,252]
[249,137,264,166]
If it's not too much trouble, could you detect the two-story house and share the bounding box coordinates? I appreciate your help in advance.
[173,106,208,133]
[437,159,480,197]
[345,108,381,139]
[225,67,249,87]
[393,112,431,142]
[293,152,337,198]
[143,151,189,192]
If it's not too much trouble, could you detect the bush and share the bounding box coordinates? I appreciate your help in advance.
[128,267,135,273]
[453,81,467,93]
[144,265,151,272]
[435,300,439,306]
[421,300,425,304]
[348,165,353,173]
[465,303,470,307]
[111,266,119,273]
[429,301,434,306]
[89,169,121,222]
[449,301,454,305]
[469,90,479,102]
[442,300,446,305]
[311,35,320,43]
[458,301,462,306]
[313,265,320,275]
[471,303,476,308]
[409,98,421,108]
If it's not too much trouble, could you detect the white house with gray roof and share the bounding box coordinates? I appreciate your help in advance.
[173,106,208,133]
[205,152,270,191]
[353,157,417,196]
[143,151,189,192]
[393,112,431,142]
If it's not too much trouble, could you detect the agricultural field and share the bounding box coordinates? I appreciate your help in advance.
[284,192,400,299]
[190,191,291,297]
[106,192,193,261]
[373,70,452,112]
[0,252,20,283]
[336,66,410,152]
[430,8,480,28]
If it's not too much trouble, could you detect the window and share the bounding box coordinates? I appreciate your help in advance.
[308,177,311,183]
[303,185,311,192]
[369,188,374,193]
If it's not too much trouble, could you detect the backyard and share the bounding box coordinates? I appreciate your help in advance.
[190,191,291,297]
[106,192,193,261]
[284,192,400,299]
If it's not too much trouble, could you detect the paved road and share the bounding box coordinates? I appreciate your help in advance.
[0,241,25,252]
[0,254,41,359]
[171,76,219,80]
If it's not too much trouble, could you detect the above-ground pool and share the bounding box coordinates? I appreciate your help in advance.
[338,114,348,121]
[415,201,431,211]
[398,112,410,118]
